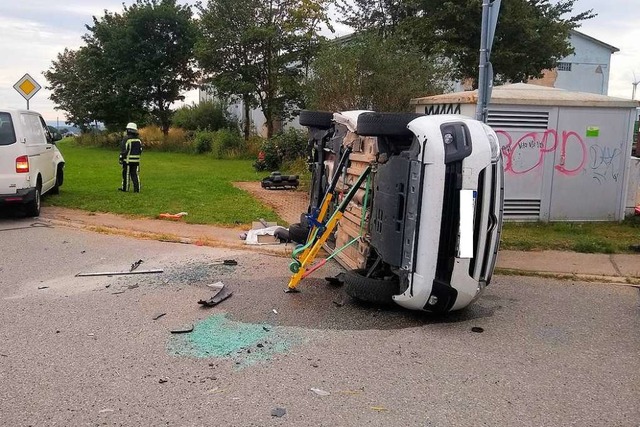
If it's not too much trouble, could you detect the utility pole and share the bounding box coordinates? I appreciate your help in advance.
[476,0,501,123]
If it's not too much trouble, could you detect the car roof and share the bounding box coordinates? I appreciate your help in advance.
[0,108,41,115]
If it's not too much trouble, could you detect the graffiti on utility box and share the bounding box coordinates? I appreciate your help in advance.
[496,129,623,183]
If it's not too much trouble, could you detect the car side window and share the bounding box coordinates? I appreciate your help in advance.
[20,113,47,145]
[40,116,53,143]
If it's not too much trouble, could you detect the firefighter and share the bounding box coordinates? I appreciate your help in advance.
[118,122,143,192]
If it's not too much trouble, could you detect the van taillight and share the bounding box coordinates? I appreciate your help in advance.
[16,155,29,173]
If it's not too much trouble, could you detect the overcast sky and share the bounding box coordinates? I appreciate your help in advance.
[0,0,638,123]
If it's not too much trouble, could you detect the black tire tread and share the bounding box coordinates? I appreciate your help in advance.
[356,112,425,137]
[343,269,399,305]
[299,110,333,129]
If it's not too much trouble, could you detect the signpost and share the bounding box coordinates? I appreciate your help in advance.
[13,73,42,110]
[476,0,501,123]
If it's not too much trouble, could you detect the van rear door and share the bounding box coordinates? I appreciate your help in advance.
[20,112,55,191]
[0,112,19,194]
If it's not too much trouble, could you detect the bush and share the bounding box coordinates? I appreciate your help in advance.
[75,131,121,148]
[139,126,191,152]
[212,128,244,158]
[172,101,233,132]
[193,131,215,154]
[253,128,308,171]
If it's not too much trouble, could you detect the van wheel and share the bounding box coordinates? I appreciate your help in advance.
[25,185,41,217]
[343,269,399,305]
[51,167,64,195]
[356,112,425,137]
[299,110,333,129]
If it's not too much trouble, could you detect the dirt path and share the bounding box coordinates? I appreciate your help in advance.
[233,181,308,225]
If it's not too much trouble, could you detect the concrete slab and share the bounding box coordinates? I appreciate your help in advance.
[610,254,640,278]
[497,250,619,276]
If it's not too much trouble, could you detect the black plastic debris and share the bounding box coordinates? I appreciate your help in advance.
[471,327,484,333]
[271,407,286,418]
[130,259,144,272]
[211,259,238,266]
[198,286,233,307]
[325,273,345,286]
[152,313,166,320]
[170,325,194,334]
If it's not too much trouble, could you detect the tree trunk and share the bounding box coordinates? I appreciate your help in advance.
[243,95,251,140]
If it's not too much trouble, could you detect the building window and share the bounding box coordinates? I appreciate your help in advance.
[557,62,572,71]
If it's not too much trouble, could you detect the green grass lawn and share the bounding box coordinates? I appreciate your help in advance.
[501,218,640,253]
[45,139,282,226]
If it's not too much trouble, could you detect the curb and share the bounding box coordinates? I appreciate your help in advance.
[495,268,640,287]
[42,217,295,258]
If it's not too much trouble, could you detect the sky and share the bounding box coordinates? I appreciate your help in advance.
[0,0,638,123]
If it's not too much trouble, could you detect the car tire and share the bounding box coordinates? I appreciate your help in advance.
[299,110,333,129]
[356,112,425,137]
[288,223,310,245]
[343,269,399,305]
[51,166,64,195]
[25,185,41,217]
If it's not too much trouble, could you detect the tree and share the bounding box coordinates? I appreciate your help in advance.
[196,0,332,138]
[337,0,596,85]
[306,33,452,112]
[44,48,98,131]
[47,0,197,133]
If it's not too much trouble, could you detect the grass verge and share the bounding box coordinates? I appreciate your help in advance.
[501,218,640,254]
[45,139,282,226]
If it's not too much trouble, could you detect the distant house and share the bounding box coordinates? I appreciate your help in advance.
[454,29,619,95]
[528,30,619,95]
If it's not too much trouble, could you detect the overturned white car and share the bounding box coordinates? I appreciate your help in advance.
[297,110,504,313]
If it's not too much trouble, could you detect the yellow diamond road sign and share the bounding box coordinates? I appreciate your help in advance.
[13,73,42,101]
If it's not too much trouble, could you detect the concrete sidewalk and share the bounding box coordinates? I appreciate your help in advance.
[40,206,640,285]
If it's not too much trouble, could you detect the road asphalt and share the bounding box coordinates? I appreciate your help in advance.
[39,206,640,286]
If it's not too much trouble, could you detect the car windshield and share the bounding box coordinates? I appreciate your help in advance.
[0,113,17,145]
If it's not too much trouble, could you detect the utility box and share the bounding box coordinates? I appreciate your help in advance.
[411,83,640,221]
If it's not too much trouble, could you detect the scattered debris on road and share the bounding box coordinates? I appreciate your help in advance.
[130,259,143,271]
[75,269,163,277]
[271,407,286,418]
[158,378,168,384]
[111,291,125,295]
[371,406,389,412]
[152,313,166,320]
[98,408,114,414]
[198,283,233,307]
[170,324,194,334]
[310,388,330,396]
[37,286,49,290]
[471,327,484,333]
[272,309,278,314]
[158,212,188,220]
[211,259,238,266]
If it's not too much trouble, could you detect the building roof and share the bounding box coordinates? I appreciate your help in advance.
[410,83,640,108]
[570,29,619,53]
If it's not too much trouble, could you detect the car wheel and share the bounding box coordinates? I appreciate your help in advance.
[299,110,333,129]
[343,269,400,305]
[356,112,425,137]
[51,166,64,195]
[25,185,41,217]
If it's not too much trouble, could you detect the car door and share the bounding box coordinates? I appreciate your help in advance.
[21,112,55,191]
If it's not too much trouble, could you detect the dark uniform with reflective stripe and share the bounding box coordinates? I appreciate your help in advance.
[119,134,142,192]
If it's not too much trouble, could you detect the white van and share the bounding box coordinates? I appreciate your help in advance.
[0,109,65,216]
